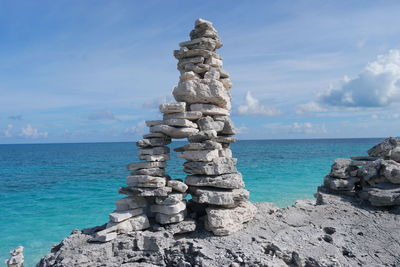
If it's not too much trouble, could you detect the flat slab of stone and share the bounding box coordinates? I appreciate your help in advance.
[139,154,170,162]
[188,130,217,142]
[127,161,166,171]
[159,102,186,114]
[155,193,186,205]
[190,103,229,116]
[89,232,117,243]
[163,111,202,120]
[139,146,170,155]
[167,180,188,193]
[151,201,186,215]
[184,157,237,175]
[323,175,359,191]
[191,188,249,207]
[197,116,224,132]
[145,120,164,127]
[115,196,147,211]
[350,156,379,161]
[155,210,186,224]
[179,37,222,50]
[119,186,172,197]
[106,214,150,234]
[126,176,166,188]
[206,200,257,236]
[364,183,400,206]
[163,118,198,128]
[109,208,144,223]
[368,137,400,157]
[381,160,400,184]
[179,149,219,162]
[137,138,171,148]
[150,125,199,139]
[131,167,165,177]
[174,140,222,152]
[186,172,244,189]
[142,133,167,139]
[213,136,236,144]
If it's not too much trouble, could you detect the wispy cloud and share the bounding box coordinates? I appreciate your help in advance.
[124,121,146,136]
[236,91,281,116]
[295,101,327,115]
[19,124,48,138]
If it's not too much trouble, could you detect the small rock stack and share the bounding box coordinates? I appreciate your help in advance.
[5,246,24,267]
[172,18,257,235]
[320,137,400,207]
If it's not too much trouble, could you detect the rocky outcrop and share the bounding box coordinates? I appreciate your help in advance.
[320,137,400,207]
[37,194,400,267]
[5,246,24,267]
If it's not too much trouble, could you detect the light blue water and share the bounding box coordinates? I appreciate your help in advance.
[0,138,381,266]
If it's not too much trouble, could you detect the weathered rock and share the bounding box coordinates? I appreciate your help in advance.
[183,62,210,74]
[109,208,144,223]
[167,180,188,193]
[197,116,224,132]
[163,118,198,128]
[221,117,235,135]
[323,175,359,191]
[367,137,400,157]
[188,130,217,142]
[330,158,357,179]
[174,140,222,152]
[173,79,231,110]
[218,148,232,158]
[184,157,237,175]
[186,173,244,189]
[115,196,147,211]
[5,246,24,267]
[174,49,216,60]
[151,201,186,215]
[191,188,249,207]
[155,210,186,224]
[179,149,219,162]
[213,135,236,144]
[163,111,202,120]
[139,154,170,162]
[145,120,164,127]
[126,175,166,188]
[381,160,400,184]
[138,146,170,155]
[206,201,257,236]
[220,78,233,90]
[150,124,199,139]
[142,132,167,139]
[119,186,172,197]
[89,231,117,243]
[137,138,171,147]
[388,146,400,163]
[357,159,382,182]
[127,161,166,171]
[164,219,197,234]
[179,37,222,51]
[363,183,400,206]
[190,103,229,116]
[159,102,186,114]
[155,192,186,205]
[131,167,165,177]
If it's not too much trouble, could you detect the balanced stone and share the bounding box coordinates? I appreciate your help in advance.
[137,138,171,147]
[381,160,400,184]
[190,103,229,116]
[115,196,147,211]
[109,208,144,223]
[131,167,165,177]
[164,219,197,234]
[150,124,199,139]
[219,148,232,158]
[220,78,233,90]
[151,201,186,215]
[330,158,357,179]
[145,120,164,127]
[139,154,170,162]
[174,140,222,152]
[143,132,167,139]
[368,137,400,157]
[191,188,249,207]
[155,210,186,224]
[186,173,244,189]
[179,37,222,51]
[139,146,170,155]
[363,183,400,206]
[206,200,257,236]
[159,102,186,114]
[323,175,359,191]
[214,135,236,144]
[184,157,237,175]
[126,175,166,188]
[183,63,210,74]
[179,149,219,162]
[163,118,198,128]
[197,116,224,132]
[167,180,188,193]
[119,186,172,197]
[127,161,166,171]
[388,146,400,162]
[90,232,117,243]
[163,111,202,120]
[188,130,217,142]
[155,192,186,205]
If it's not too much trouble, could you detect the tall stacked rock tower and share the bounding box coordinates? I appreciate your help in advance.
[91,19,256,242]
[173,19,257,235]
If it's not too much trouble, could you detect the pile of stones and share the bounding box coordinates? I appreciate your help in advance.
[5,246,24,267]
[320,137,400,207]
[91,18,256,242]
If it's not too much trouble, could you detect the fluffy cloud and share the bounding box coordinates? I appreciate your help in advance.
[237,91,281,116]
[264,122,327,135]
[19,124,48,138]
[124,121,146,136]
[295,101,327,115]
[3,124,13,137]
[321,50,400,107]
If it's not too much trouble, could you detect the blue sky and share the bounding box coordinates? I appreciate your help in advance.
[1,0,400,144]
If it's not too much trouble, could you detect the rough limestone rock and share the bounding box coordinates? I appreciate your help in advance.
[174,140,222,152]
[173,79,231,110]
[206,200,257,235]
[130,167,165,177]
[155,210,186,224]
[167,180,188,193]
[381,160,400,184]
[323,175,359,191]
[136,138,171,147]
[179,149,220,162]
[184,157,237,175]
[126,175,166,188]
[115,197,147,211]
[109,209,144,223]
[362,183,400,206]
[187,130,217,142]
[151,201,186,215]
[159,102,186,114]
[138,146,170,155]
[150,124,199,139]
[163,111,202,120]
[127,161,166,171]
[330,158,357,178]
[5,246,24,267]
[155,193,186,205]
[163,118,198,128]
[367,137,400,157]
[119,186,172,197]
[191,188,249,206]
[197,116,224,132]
[37,195,400,267]
[186,173,244,189]
[190,103,229,116]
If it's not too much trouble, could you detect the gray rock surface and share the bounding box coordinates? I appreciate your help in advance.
[37,194,400,267]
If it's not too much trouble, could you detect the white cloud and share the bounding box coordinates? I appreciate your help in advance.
[235,125,249,134]
[321,50,400,107]
[3,124,13,137]
[295,101,327,115]
[237,91,281,116]
[19,124,48,138]
[264,122,327,135]
[124,121,146,136]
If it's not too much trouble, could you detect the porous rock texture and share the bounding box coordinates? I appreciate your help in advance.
[37,193,400,267]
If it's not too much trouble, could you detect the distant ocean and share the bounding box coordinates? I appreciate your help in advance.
[0,138,382,266]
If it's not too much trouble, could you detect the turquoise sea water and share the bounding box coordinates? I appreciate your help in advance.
[0,138,381,266]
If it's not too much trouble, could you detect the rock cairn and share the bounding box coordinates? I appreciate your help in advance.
[91,18,255,242]
[320,137,400,207]
[5,246,24,267]
[172,18,257,235]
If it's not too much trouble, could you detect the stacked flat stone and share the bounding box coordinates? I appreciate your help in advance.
[320,137,400,207]
[173,18,257,236]
[5,246,24,267]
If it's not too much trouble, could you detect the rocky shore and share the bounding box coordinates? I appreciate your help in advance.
[35,192,400,267]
